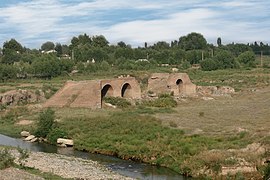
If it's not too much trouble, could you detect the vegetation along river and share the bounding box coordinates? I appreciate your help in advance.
[0,134,191,180]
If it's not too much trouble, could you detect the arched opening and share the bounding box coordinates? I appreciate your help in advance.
[121,83,132,98]
[176,79,183,94]
[101,84,113,99]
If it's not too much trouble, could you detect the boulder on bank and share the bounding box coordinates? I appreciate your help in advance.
[20,131,30,137]
[0,89,45,106]
[57,138,74,147]
[24,135,36,141]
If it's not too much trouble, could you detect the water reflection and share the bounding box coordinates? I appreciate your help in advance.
[0,134,190,180]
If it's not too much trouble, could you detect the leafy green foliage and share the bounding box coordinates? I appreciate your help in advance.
[17,147,29,167]
[200,58,220,71]
[35,108,55,137]
[103,97,131,108]
[41,41,55,51]
[178,32,207,50]
[32,55,61,78]
[0,148,15,169]
[142,94,177,108]
[47,128,68,145]
[237,51,256,67]
[264,163,270,180]
[0,32,269,82]
[42,83,59,99]
[3,39,23,55]
[0,63,17,81]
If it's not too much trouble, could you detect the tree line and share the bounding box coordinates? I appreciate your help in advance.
[0,32,268,81]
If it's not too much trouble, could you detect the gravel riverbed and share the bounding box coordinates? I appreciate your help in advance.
[0,149,133,180]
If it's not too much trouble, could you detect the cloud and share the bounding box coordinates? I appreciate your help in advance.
[0,0,269,48]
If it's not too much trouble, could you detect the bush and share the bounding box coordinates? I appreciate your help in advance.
[103,97,131,108]
[35,108,55,137]
[200,58,219,71]
[0,148,15,169]
[47,128,68,145]
[264,163,270,180]
[17,147,29,167]
[42,84,58,99]
[142,96,177,108]
[237,51,256,67]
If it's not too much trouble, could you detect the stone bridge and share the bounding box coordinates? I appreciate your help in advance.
[44,77,141,109]
[44,73,197,109]
[147,73,196,96]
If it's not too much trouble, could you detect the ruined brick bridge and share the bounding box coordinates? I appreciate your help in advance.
[44,77,141,109]
[44,73,196,109]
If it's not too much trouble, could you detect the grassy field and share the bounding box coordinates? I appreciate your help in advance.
[0,68,269,178]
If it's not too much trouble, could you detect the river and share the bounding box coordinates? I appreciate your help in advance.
[0,134,190,180]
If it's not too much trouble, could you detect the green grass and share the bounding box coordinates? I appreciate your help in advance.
[0,67,269,178]
[0,107,35,137]
[58,111,253,174]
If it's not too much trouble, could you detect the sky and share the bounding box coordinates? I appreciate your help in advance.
[0,0,270,49]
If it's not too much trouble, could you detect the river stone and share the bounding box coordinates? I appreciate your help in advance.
[30,137,38,143]
[21,131,30,137]
[25,135,35,141]
[57,138,74,146]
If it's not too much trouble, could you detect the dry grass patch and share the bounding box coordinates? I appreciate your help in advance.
[156,86,270,138]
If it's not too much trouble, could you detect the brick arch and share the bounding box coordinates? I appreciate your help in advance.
[176,79,183,94]
[121,83,132,98]
[101,84,114,99]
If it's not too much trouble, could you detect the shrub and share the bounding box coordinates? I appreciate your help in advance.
[237,51,256,67]
[0,148,15,169]
[47,128,68,145]
[181,61,191,70]
[264,163,270,180]
[42,84,58,99]
[200,58,219,71]
[142,96,177,108]
[35,108,55,137]
[103,97,131,108]
[17,147,29,167]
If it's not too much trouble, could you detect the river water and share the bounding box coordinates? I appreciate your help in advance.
[0,134,190,180]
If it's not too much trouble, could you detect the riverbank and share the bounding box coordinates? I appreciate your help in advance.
[0,147,132,180]
[0,74,269,178]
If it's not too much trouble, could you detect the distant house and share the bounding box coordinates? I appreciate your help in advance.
[41,50,57,54]
[136,59,149,63]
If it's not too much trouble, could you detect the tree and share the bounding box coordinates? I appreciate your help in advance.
[178,32,207,50]
[92,35,109,47]
[217,37,222,47]
[35,108,55,138]
[200,58,219,71]
[237,51,256,67]
[144,42,148,48]
[225,43,252,56]
[3,39,23,54]
[32,55,61,78]
[214,50,238,69]
[186,50,202,64]
[61,45,70,55]
[1,48,21,64]
[117,41,127,48]
[70,33,92,50]
[41,41,55,51]
[0,64,17,81]
[152,41,170,50]
[55,43,62,56]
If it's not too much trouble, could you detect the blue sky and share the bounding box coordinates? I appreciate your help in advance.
[0,0,270,48]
